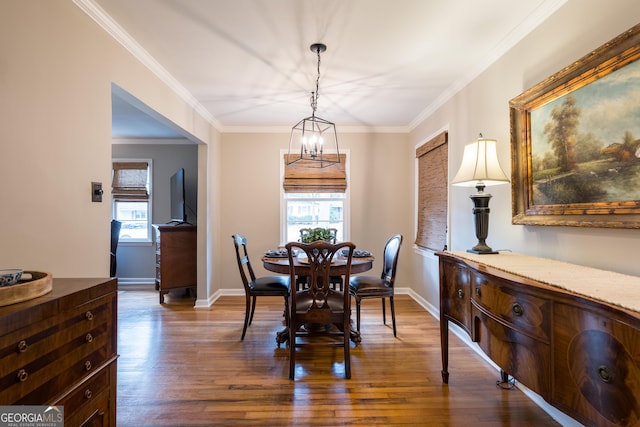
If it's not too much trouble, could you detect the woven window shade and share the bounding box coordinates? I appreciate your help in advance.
[283,153,347,193]
[112,161,149,201]
[415,132,448,251]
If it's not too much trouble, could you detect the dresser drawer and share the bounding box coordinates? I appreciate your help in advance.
[473,305,551,398]
[0,293,115,404]
[54,361,114,420]
[471,271,550,342]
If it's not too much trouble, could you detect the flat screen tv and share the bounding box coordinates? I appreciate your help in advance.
[170,168,187,223]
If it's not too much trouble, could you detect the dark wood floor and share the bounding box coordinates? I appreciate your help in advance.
[116,286,561,426]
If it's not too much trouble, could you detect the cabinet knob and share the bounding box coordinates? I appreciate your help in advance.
[598,365,613,383]
[85,311,94,321]
[85,333,93,343]
[475,287,481,298]
[84,360,92,371]
[457,289,464,299]
[17,340,28,353]
[84,389,93,400]
[17,369,29,382]
[512,303,524,316]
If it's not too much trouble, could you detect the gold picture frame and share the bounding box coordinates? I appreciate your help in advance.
[510,23,640,228]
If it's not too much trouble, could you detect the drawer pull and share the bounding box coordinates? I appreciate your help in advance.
[84,360,92,371]
[598,365,613,383]
[85,333,94,343]
[85,311,94,321]
[475,287,481,298]
[457,289,464,299]
[17,369,29,382]
[84,389,93,399]
[512,303,524,316]
[17,340,28,353]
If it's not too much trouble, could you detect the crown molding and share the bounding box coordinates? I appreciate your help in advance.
[72,0,222,132]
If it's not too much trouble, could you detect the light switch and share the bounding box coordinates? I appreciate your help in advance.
[92,182,103,202]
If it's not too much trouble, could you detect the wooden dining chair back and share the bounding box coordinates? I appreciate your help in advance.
[232,234,290,340]
[285,240,356,380]
[349,234,403,337]
[297,227,342,291]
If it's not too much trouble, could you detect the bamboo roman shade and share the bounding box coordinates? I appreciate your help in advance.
[283,153,347,193]
[112,161,149,201]
[415,132,448,251]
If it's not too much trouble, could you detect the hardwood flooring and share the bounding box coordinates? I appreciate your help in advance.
[116,286,561,426]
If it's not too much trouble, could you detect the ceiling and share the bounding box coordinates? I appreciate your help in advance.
[85,0,566,138]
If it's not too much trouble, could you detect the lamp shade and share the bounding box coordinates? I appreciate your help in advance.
[452,138,509,187]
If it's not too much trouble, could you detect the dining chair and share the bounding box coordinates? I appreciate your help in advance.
[349,234,403,337]
[285,240,355,380]
[297,227,343,291]
[232,234,290,341]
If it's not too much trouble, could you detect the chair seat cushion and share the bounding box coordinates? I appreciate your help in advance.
[250,275,290,295]
[349,275,393,297]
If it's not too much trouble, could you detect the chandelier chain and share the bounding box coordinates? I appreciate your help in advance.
[310,45,322,117]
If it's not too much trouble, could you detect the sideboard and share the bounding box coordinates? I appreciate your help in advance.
[437,250,640,427]
[0,277,118,426]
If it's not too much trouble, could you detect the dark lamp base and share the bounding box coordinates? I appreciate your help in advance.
[467,248,499,255]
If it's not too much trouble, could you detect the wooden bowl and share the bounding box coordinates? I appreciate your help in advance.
[0,271,52,307]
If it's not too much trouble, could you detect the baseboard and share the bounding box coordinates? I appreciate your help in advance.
[116,277,156,286]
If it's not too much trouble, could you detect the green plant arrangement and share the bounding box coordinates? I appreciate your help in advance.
[300,227,334,243]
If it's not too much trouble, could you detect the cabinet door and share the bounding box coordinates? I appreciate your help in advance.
[472,304,551,398]
[553,302,640,427]
[440,259,471,334]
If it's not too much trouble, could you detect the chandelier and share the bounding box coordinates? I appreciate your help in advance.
[287,43,340,168]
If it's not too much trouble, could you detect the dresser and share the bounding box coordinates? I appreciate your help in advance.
[437,251,640,427]
[0,277,118,427]
[154,224,197,304]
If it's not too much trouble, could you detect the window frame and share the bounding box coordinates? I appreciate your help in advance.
[112,158,153,244]
[280,149,350,245]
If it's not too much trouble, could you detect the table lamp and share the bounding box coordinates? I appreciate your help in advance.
[452,135,509,254]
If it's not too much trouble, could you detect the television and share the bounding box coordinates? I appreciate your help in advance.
[170,168,187,223]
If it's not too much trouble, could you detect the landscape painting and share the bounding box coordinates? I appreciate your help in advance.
[530,58,640,205]
[510,23,640,228]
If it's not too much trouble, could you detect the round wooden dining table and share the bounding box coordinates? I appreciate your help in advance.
[262,253,375,345]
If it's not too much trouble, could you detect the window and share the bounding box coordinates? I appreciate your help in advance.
[281,152,349,244]
[112,160,152,242]
[415,131,448,251]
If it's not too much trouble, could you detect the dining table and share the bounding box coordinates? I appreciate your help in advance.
[262,250,375,345]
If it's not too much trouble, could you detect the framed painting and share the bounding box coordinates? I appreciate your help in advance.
[510,23,640,228]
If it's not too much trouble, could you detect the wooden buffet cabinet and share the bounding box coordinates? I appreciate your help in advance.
[154,224,197,304]
[438,251,640,427]
[0,277,117,426]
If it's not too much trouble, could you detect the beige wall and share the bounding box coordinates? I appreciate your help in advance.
[410,0,640,309]
[0,2,218,290]
[219,131,413,292]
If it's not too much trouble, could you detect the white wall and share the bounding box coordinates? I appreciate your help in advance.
[219,131,413,293]
[410,0,640,311]
[0,1,218,298]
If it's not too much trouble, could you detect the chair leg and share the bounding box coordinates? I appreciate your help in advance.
[381,298,387,325]
[390,296,397,337]
[241,294,251,340]
[344,320,351,379]
[289,321,296,380]
[249,295,257,325]
[356,297,362,333]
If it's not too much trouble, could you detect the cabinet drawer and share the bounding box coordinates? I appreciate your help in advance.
[471,271,550,342]
[0,294,115,404]
[473,305,551,399]
[440,260,471,333]
[55,362,112,420]
[553,302,640,427]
